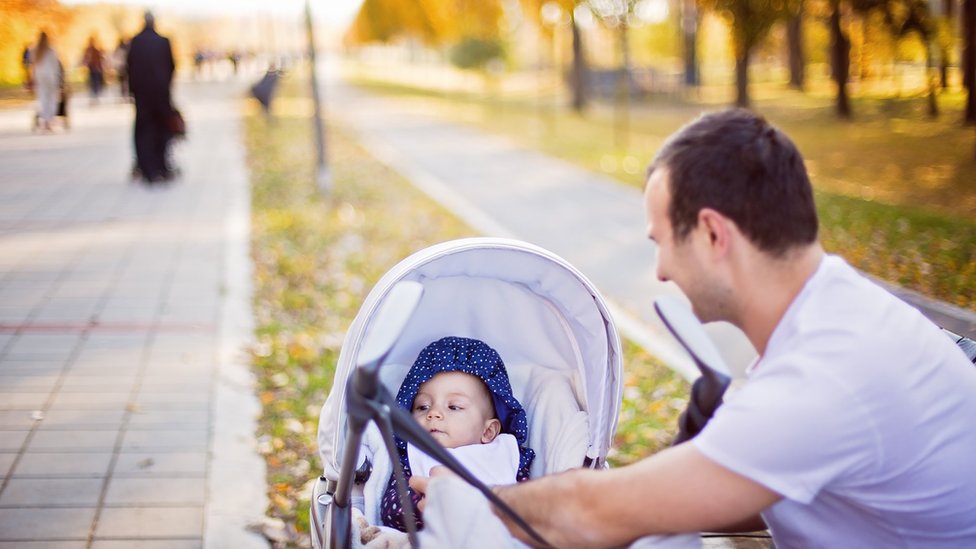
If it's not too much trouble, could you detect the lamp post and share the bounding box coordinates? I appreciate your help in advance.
[305,0,330,194]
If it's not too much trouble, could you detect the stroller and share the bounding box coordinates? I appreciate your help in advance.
[311,237,632,548]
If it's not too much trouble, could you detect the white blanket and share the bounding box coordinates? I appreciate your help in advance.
[407,434,519,486]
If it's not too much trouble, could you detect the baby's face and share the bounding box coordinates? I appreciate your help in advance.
[411,371,499,449]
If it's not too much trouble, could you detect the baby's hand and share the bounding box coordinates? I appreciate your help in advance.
[408,475,430,512]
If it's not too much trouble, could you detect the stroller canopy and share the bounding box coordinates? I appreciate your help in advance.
[318,238,623,481]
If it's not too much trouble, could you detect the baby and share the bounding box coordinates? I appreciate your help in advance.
[380,336,535,532]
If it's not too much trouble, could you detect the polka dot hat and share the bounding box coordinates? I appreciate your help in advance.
[393,336,535,480]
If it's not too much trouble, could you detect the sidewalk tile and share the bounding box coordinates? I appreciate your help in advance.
[58,376,137,392]
[127,410,209,428]
[27,430,118,451]
[104,477,205,505]
[49,392,130,411]
[0,411,34,427]
[37,410,126,429]
[0,542,86,549]
[13,452,112,476]
[135,392,210,406]
[0,309,31,324]
[94,507,203,538]
[82,334,149,350]
[0,430,28,451]
[0,361,65,376]
[5,334,80,354]
[0,452,15,476]
[121,430,207,450]
[91,541,201,549]
[114,451,207,475]
[0,477,103,506]
[137,380,212,393]
[0,507,95,540]
[0,375,59,392]
[95,308,157,324]
[0,392,51,410]
[72,350,143,369]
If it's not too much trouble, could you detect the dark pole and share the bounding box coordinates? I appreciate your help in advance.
[305,0,330,193]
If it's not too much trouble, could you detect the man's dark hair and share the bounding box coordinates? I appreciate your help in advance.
[648,109,818,257]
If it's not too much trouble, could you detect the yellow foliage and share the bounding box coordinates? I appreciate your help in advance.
[346,0,504,46]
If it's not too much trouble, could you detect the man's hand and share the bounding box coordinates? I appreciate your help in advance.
[408,466,454,513]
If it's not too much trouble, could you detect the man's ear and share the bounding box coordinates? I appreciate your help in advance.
[481,419,501,443]
[697,208,731,256]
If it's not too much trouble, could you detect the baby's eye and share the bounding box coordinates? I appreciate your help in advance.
[414,404,429,412]
[448,405,462,411]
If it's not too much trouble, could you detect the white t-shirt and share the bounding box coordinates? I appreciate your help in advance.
[694,255,976,547]
[408,433,520,486]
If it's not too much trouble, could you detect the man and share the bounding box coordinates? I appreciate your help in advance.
[412,110,976,547]
[127,11,175,183]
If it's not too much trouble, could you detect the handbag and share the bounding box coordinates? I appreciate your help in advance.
[167,108,186,138]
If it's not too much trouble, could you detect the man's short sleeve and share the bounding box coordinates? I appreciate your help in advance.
[692,353,878,504]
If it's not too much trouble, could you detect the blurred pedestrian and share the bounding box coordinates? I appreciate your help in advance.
[113,38,130,100]
[82,36,105,104]
[22,43,33,92]
[30,31,63,132]
[127,11,176,183]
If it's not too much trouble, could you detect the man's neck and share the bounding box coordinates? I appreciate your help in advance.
[736,243,824,355]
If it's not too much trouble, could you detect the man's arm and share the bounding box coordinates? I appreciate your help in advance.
[492,442,781,548]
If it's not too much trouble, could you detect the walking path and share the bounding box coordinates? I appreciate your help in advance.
[0,81,268,549]
[325,68,976,378]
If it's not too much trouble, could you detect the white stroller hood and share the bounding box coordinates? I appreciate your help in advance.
[318,238,623,482]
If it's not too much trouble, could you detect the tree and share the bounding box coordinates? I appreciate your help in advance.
[681,0,701,86]
[886,0,939,117]
[786,2,805,89]
[521,0,591,112]
[939,0,954,89]
[702,0,795,107]
[964,0,975,123]
[828,0,852,117]
[0,0,71,85]
[346,0,503,47]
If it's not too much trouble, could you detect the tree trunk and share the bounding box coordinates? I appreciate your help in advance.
[735,50,751,108]
[682,0,700,86]
[964,0,975,123]
[941,0,954,89]
[570,16,588,113]
[830,4,852,119]
[926,43,939,118]
[787,5,805,90]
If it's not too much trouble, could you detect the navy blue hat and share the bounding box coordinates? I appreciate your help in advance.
[394,336,535,480]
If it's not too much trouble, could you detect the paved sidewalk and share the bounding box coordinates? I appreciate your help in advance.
[325,68,976,378]
[0,81,268,548]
